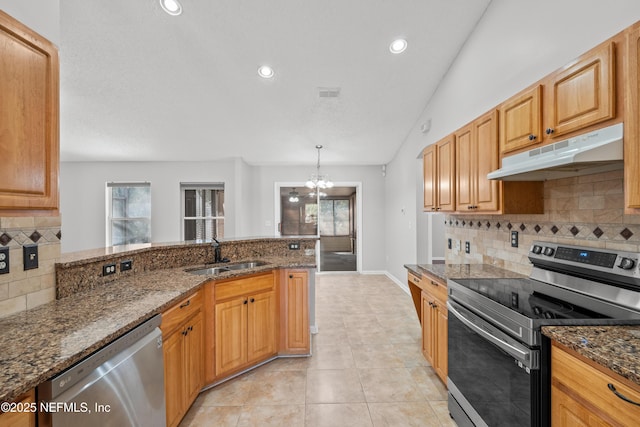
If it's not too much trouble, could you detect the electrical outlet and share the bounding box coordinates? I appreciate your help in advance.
[23,244,38,270]
[288,242,300,250]
[0,247,9,274]
[465,241,470,254]
[455,240,461,251]
[447,238,452,250]
[103,263,116,276]
[120,260,133,272]
[511,231,519,248]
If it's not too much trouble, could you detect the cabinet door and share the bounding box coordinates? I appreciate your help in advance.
[474,110,500,211]
[551,385,610,427]
[437,136,456,212]
[215,297,248,376]
[421,291,435,367]
[0,11,59,212]
[164,330,185,427]
[0,390,35,427]
[626,24,640,209]
[185,312,204,407]
[500,85,542,154]
[423,145,437,211]
[548,42,615,137]
[283,271,309,353]
[248,291,277,363]
[455,124,474,211]
[434,301,448,384]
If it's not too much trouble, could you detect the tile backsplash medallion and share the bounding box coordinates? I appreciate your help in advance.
[445,170,640,274]
[0,216,61,318]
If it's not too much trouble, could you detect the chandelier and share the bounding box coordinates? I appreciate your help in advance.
[306,145,334,189]
[288,189,300,203]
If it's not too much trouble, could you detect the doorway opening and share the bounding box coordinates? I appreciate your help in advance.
[276,184,360,272]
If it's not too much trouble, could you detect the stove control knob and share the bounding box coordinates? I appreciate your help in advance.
[532,245,542,255]
[543,247,555,257]
[619,258,636,270]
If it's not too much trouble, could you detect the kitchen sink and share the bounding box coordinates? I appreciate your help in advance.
[186,260,270,276]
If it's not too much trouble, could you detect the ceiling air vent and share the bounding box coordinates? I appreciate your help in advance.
[318,87,341,98]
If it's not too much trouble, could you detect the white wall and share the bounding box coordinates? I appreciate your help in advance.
[60,160,238,252]
[384,0,640,283]
[0,1,60,45]
[61,161,386,272]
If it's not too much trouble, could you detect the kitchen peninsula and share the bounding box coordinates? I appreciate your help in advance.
[0,237,316,427]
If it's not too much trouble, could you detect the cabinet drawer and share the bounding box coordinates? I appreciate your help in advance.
[423,274,447,302]
[161,290,203,336]
[551,344,640,426]
[215,272,274,301]
[408,272,422,288]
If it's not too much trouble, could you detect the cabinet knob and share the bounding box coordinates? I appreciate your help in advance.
[289,274,293,279]
[467,205,472,210]
[182,329,188,336]
[428,301,433,306]
[188,326,193,331]
[545,128,554,135]
[250,298,255,303]
[528,134,537,141]
[244,299,248,304]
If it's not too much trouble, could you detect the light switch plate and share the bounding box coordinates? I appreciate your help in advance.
[23,244,38,270]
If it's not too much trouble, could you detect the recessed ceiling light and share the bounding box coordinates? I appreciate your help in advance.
[160,0,182,16]
[389,38,407,54]
[258,65,275,79]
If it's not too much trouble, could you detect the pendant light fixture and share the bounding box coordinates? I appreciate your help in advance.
[288,189,300,203]
[306,145,333,190]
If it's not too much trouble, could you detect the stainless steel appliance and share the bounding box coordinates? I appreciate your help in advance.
[39,315,165,427]
[447,242,640,427]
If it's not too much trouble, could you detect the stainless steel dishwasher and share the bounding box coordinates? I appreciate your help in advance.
[38,314,165,427]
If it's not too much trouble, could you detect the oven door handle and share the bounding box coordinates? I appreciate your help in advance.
[447,300,532,366]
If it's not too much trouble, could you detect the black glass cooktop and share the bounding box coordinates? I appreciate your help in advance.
[451,277,609,320]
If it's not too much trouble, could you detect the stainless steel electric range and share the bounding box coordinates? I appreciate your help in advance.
[446,241,640,427]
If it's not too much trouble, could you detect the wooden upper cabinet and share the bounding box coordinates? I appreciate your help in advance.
[500,85,542,154]
[0,11,59,214]
[455,125,474,212]
[423,145,437,211]
[474,111,500,211]
[548,42,615,138]
[625,22,640,209]
[455,111,499,212]
[423,135,455,212]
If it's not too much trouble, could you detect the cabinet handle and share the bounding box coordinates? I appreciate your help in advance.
[428,301,433,306]
[608,383,640,406]
[188,326,193,332]
[250,298,255,303]
[467,205,472,210]
[528,134,537,141]
[180,300,191,309]
[436,207,441,211]
[545,128,554,135]
[182,329,188,336]
[430,281,438,286]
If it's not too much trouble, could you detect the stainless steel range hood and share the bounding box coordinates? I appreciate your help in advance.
[487,123,623,181]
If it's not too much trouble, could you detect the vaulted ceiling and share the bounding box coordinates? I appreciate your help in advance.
[60,0,491,165]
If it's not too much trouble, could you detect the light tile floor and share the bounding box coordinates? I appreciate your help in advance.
[180,273,457,427]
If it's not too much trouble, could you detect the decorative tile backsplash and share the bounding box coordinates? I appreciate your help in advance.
[0,216,61,318]
[445,170,640,275]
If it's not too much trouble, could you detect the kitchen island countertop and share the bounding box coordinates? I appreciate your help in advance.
[0,255,315,404]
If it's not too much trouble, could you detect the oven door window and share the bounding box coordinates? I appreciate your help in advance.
[448,303,540,427]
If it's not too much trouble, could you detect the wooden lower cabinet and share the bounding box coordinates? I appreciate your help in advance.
[161,291,204,427]
[280,270,310,354]
[214,272,277,379]
[420,275,448,385]
[0,389,36,427]
[551,341,640,426]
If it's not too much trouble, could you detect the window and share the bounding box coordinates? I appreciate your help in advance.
[107,182,151,246]
[181,183,224,241]
[319,199,351,236]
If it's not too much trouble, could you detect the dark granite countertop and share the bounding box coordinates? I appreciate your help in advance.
[404,263,526,283]
[542,325,640,386]
[0,255,315,403]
